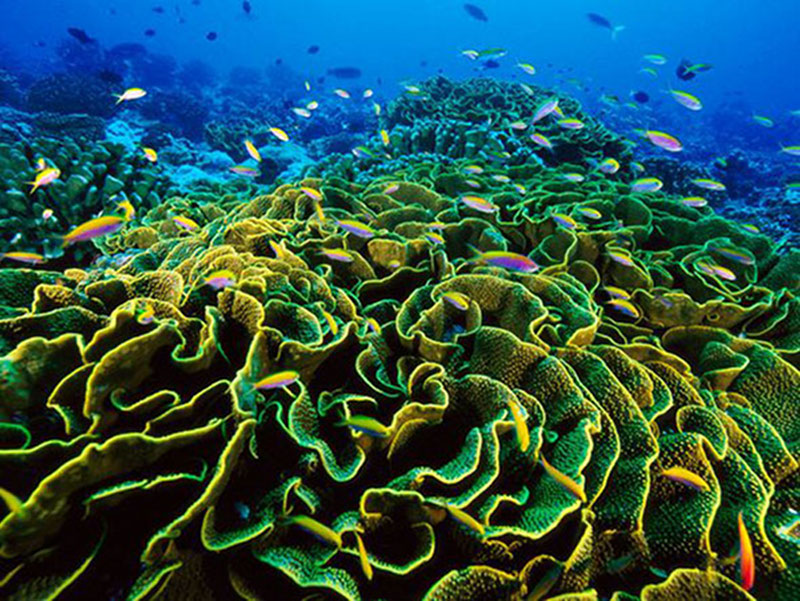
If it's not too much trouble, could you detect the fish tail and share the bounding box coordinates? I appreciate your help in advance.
[612,25,625,40]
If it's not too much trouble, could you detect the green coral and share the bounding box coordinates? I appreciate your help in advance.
[0,79,799,601]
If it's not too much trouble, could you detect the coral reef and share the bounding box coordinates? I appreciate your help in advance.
[26,73,114,118]
[0,144,797,601]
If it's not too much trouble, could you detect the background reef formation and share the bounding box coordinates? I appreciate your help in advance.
[1,160,799,601]
[0,82,799,601]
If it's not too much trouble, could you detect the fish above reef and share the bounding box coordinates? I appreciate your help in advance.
[586,13,625,39]
[307,44,320,54]
[676,59,712,81]
[67,27,95,44]
[463,3,488,22]
[115,88,147,104]
[62,215,125,246]
[206,31,218,41]
[327,67,362,79]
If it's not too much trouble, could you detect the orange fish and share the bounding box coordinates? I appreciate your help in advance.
[738,512,754,591]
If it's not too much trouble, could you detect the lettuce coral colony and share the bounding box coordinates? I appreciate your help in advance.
[0,78,798,601]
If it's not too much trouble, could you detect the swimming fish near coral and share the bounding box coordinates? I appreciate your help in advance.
[533,97,559,123]
[62,215,125,246]
[670,89,703,111]
[269,127,289,142]
[142,147,158,162]
[506,397,530,452]
[463,3,488,22]
[244,139,261,162]
[288,515,342,548]
[460,194,498,213]
[691,178,726,191]
[338,415,391,438]
[117,199,135,220]
[738,512,755,591]
[607,298,640,319]
[661,467,709,491]
[471,249,539,273]
[644,130,683,152]
[173,215,200,231]
[354,531,373,581]
[540,455,587,502]
[337,220,375,239]
[28,167,60,194]
[115,87,147,104]
[0,251,45,265]
[445,504,485,534]
[530,133,553,150]
[631,177,663,192]
[204,269,236,290]
[255,370,300,390]
[320,248,354,263]
[682,197,708,208]
[300,186,323,202]
[441,291,470,311]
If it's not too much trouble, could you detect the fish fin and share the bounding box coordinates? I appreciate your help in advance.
[612,25,626,40]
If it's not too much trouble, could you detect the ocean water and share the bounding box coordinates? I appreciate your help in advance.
[1,2,799,600]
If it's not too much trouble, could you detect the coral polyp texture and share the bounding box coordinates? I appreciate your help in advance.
[1,83,799,601]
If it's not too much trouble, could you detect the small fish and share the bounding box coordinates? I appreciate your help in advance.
[710,245,755,266]
[779,145,800,157]
[533,97,559,123]
[661,467,709,491]
[321,248,354,263]
[640,67,658,78]
[354,532,373,581]
[519,83,535,95]
[604,286,630,300]
[506,398,530,452]
[442,291,470,311]
[0,251,45,265]
[322,310,339,335]
[463,3,488,22]
[288,515,341,548]
[379,129,390,146]
[269,240,286,259]
[607,299,640,319]
[742,223,760,233]
[351,146,376,159]
[473,250,539,273]
[337,220,375,239]
[463,164,484,175]
[752,115,774,128]
[577,207,602,220]
[117,199,135,220]
[63,215,124,246]
[630,162,645,174]
[491,174,510,183]
[229,165,259,177]
[608,250,635,267]
[270,127,289,142]
[558,118,585,130]
[142,147,158,162]
[517,62,536,75]
[41,208,54,221]
[530,133,553,150]
[245,139,261,162]
[338,415,391,438]
[631,91,650,104]
[67,27,95,44]
[333,88,351,99]
[645,130,683,152]
[682,196,708,208]
[526,566,561,601]
[173,215,199,231]
[562,173,586,183]
[300,187,323,202]
[446,504,485,535]
[587,12,625,39]
[691,178,726,191]
[509,120,528,131]
[28,167,60,194]
[292,107,311,118]
[254,370,300,390]
[513,183,526,194]
[206,31,218,41]
[540,455,587,502]
[383,184,399,194]
[404,84,423,95]
[373,102,381,116]
[115,88,147,104]
[204,269,236,290]
[460,195,498,214]
[643,53,667,65]
[670,89,703,111]
[307,100,319,110]
[598,158,620,174]
[696,260,736,281]
[137,302,155,325]
[425,232,444,245]
[738,512,755,591]
[366,317,381,334]
[363,89,374,98]
[35,158,48,171]
[631,177,663,192]
[552,213,577,229]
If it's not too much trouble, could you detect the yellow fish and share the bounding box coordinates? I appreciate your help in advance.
[142,147,158,163]
[245,139,261,162]
[28,167,60,194]
[0,251,45,265]
[117,199,135,221]
[270,127,289,142]
[507,398,530,452]
[355,531,373,581]
[115,87,147,104]
[380,129,390,146]
[540,455,587,503]
[63,215,125,246]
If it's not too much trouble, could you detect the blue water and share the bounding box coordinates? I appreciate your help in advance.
[2,0,799,114]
